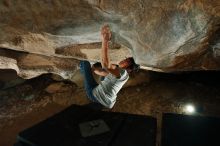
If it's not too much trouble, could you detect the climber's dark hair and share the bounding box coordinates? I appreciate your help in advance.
[123,57,140,73]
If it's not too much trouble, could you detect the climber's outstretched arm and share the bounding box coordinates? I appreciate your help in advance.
[100,25,120,78]
[101,25,111,68]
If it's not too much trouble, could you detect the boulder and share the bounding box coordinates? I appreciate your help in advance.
[0,0,219,79]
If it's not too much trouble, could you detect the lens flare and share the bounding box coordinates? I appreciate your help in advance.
[184,104,195,114]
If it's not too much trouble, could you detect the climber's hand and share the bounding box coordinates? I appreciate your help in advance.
[101,24,111,41]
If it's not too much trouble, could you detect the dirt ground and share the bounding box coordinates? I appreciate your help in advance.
[0,71,220,146]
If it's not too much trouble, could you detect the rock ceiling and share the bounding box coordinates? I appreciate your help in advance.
[0,0,219,79]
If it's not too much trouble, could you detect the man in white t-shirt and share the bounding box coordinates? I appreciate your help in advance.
[80,25,140,109]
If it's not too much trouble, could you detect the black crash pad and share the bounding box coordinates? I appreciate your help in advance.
[16,104,156,146]
[162,113,220,146]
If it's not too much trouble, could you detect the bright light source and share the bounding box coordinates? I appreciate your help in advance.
[184,104,195,114]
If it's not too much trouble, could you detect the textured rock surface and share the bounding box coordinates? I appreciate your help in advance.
[0,48,79,79]
[0,0,220,78]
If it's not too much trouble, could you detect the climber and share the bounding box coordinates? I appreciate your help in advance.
[80,24,140,109]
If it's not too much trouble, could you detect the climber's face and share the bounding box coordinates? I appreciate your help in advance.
[119,58,132,69]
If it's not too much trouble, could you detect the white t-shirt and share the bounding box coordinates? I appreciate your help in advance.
[92,68,129,108]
